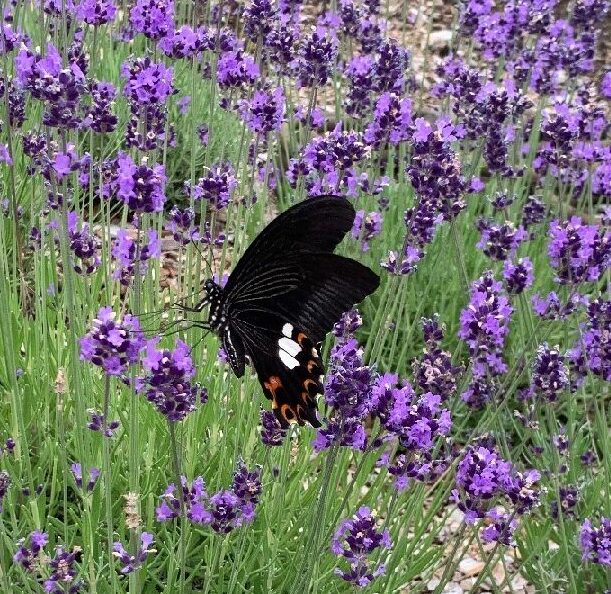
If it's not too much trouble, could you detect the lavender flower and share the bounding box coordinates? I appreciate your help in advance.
[287,123,369,197]
[120,57,175,150]
[526,344,569,402]
[238,87,285,136]
[459,271,513,378]
[452,445,540,540]
[15,43,86,129]
[580,517,611,566]
[550,485,578,519]
[66,211,101,274]
[84,80,118,133]
[71,463,100,491]
[243,0,275,42]
[87,410,120,437]
[522,195,546,230]
[313,337,376,451]
[129,0,173,40]
[75,0,117,25]
[364,93,412,148]
[105,153,166,214]
[264,14,300,75]
[138,339,206,422]
[351,210,382,252]
[412,316,462,400]
[0,76,26,128]
[111,228,161,286]
[157,463,262,532]
[187,162,237,210]
[381,387,452,453]
[531,291,588,321]
[156,476,207,522]
[44,546,83,593]
[14,530,49,571]
[343,56,375,117]
[0,471,10,512]
[568,298,611,382]
[373,39,410,94]
[79,307,146,376]
[503,257,534,295]
[158,25,211,58]
[113,533,155,573]
[331,507,391,589]
[291,28,338,88]
[332,309,363,338]
[260,410,286,447]
[476,219,526,261]
[216,50,259,89]
[548,217,610,285]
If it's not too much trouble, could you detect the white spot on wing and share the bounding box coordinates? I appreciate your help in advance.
[279,350,299,369]
[282,323,293,338]
[279,337,301,358]
[312,347,319,357]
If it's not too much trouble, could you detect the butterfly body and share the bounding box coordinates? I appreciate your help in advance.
[200,197,379,428]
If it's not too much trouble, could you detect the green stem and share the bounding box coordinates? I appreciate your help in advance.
[102,376,119,592]
[168,421,187,594]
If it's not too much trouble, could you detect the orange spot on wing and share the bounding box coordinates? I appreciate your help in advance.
[264,376,283,409]
[296,332,307,345]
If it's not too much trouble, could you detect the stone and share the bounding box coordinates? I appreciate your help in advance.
[458,557,485,577]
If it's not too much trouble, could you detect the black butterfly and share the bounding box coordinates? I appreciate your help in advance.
[192,196,379,428]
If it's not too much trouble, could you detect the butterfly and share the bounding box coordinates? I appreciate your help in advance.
[192,196,379,428]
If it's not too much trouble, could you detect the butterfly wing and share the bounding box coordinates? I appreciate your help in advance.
[220,197,379,427]
[223,196,355,301]
[227,253,379,426]
[229,316,324,427]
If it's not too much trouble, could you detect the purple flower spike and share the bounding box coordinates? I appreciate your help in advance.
[0,471,10,512]
[187,162,237,210]
[243,0,276,42]
[364,93,412,148]
[527,344,569,402]
[331,507,391,589]
[106,152,166,214]
[217,50,259,89]
[75,0,117,25]
[580,517,611,566]
[87,410,120,437]
[476,219,526,261]
[138,339,206,422]
[239,88,285,136]
[503,258,533,295]
[260,410,286,447]
[351,210,382,252]
[548,217,610,285]
[459,272,513,380]
[113,532,156,574]
[111,228,161,287]
[14,530,49,572]
[452,445,540,542]
[568,298,611,383]
[71,463,100,491]
[129,0,173,40]
[291,28,338,89]
[44,546,84,593]
[80,307,146,377]
[158,25,211,59]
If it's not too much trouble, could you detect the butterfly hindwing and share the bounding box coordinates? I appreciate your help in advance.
[244,322,324,428]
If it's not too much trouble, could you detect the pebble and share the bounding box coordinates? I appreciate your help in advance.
[458,557,485,576]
